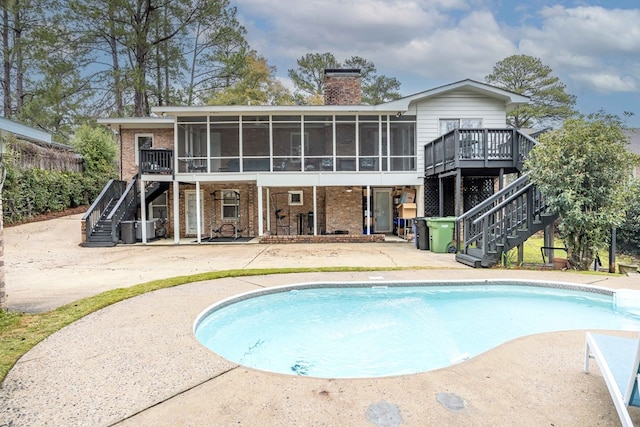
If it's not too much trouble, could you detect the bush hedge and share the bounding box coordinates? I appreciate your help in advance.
[618,180,640,257]
[2,166,105,225]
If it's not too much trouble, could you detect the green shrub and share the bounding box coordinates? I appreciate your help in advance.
[1,125,117,224]
[618,180,640,257]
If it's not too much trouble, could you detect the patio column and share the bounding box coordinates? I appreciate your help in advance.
[195,181,201,243]
[313,186,317,235]
[257,185,264,236]
[265,187,270,235]
[365,185,371,234]
[140,177,147,243]
[173,180,180,244]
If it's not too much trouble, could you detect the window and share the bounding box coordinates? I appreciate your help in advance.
[149,191,168,220]
[439,119,482,135]
[288,190,303,206]
[135,134,153,165]
[222,190,239,220]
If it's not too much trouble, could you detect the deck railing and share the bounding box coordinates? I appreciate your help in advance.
[424,128,538,175]
[140,148,173,175]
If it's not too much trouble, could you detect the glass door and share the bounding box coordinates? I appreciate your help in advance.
[373,188,392,233]
[185,190,204,236]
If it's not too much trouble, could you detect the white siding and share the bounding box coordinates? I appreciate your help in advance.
[414,89,508,173]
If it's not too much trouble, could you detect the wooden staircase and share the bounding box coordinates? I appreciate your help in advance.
[455,173,557,268]
[81,180,127,247]
[82,177,168,247]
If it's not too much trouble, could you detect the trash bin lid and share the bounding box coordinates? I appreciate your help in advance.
[427,217,456,228]
[427,216,456,222]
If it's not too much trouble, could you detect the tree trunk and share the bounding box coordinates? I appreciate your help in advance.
[2,6,11,117]
[107,5,123,116]
[14,5,23,114]
[133,47,147,117]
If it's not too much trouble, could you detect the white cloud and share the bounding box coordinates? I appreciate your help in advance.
[235,0,515,87]
[233,0,640,107]
[570,72,638,93]
[388,10,516,81]
[517,5,640,94]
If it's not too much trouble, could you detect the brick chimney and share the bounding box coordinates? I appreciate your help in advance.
[323,69,362,105]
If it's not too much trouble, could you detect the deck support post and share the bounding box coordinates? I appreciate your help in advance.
[455,169,462,217]
[438,177,444,217]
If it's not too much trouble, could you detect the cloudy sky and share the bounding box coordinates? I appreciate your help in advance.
[232,0,639,126]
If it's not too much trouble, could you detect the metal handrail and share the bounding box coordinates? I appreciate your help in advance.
[456,173,551,263]
[106,176,139,243]
[81,179,126,242]
[458,173,531,221]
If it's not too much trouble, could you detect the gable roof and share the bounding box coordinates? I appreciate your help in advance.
[380,79,529,112]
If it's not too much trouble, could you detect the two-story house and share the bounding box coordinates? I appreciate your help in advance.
[91,70,539,259]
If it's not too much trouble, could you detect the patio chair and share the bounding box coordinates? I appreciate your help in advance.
[584,331,640,427]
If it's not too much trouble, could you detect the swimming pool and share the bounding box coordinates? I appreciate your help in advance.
[194,280,640,378]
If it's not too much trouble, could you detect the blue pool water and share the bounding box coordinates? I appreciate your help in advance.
[194,281,640,378]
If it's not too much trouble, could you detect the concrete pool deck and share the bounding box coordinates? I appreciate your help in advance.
[1,215,640,426]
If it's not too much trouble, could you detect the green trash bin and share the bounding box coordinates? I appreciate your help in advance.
[426,217,456,253]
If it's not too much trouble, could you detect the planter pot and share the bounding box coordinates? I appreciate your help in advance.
[553,258,568,270]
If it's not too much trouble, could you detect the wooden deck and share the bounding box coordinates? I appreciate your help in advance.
[424,128,537,177]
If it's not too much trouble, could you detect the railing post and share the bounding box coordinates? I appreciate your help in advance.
[526,185,533,229]
[513,129,518,168]
[481,217,489,255]
[453,130,460,168]
[484,129,489,166]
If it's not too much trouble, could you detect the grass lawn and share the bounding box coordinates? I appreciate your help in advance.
[504,234,639,269]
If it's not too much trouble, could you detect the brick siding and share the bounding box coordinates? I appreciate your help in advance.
[120,128,173,181]
[323,69,362,106]
[259,234,384,243]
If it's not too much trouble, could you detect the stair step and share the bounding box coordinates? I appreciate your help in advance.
[466,247,483,258]
[82,241,117,248]
[455,253,482,268]
[481,254,500,268]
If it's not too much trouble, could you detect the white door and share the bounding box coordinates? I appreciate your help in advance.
[373,188,392,233]
[185,190,204,235]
